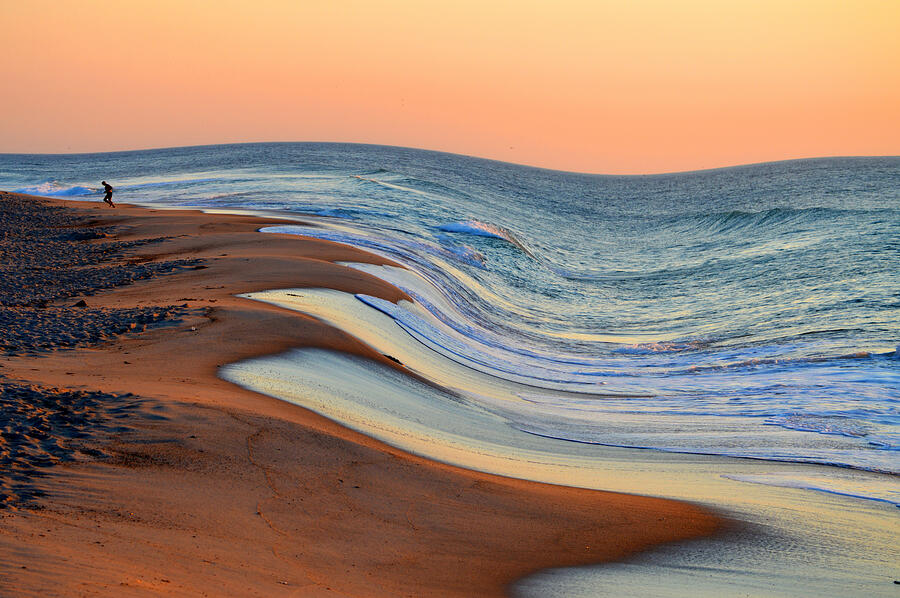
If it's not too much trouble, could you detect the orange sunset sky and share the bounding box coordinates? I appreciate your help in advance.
[2,0,898,173]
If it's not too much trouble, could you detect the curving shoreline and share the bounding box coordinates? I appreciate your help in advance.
[0,192,723,597]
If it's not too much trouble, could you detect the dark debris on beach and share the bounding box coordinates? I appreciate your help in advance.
[0,192,202,355]
[0,382,142,509]
[0,306,191,355]
[0,192,204,506]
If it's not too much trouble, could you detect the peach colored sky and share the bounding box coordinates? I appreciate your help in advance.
[2,0,898,173]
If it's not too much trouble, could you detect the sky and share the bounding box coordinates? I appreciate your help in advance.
[2,0,898,173]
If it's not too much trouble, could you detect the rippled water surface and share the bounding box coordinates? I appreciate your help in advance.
[2,143,897,481]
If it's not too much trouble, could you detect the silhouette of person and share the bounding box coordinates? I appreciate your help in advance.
[101,181,115,207]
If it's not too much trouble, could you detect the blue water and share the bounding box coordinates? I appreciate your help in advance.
[2,143,898,476]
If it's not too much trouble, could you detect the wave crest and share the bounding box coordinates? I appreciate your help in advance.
[14,181,94,197]
[686,207,863,234]
[437,219,540,259]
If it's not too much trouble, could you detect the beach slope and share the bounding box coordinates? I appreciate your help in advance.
[0,192,722,597]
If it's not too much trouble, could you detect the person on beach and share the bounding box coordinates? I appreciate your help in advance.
[101,181,115,207]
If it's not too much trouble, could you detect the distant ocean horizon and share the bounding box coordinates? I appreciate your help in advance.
[2,142,898,500]
[3,140,898,176]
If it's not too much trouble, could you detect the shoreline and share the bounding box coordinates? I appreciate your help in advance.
[0,192,724,597]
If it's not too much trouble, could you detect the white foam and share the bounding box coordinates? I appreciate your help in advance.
[14,181,94,197]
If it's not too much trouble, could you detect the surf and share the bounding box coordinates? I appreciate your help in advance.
[1,143,897,476]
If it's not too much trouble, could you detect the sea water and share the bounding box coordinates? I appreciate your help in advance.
[2,142,898,487]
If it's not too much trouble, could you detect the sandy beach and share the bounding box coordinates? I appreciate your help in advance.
[0,191,723,597]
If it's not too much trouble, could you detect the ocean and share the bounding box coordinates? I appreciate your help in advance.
[2,142,898,493]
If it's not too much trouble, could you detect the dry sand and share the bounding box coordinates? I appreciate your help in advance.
[0,192,723,597]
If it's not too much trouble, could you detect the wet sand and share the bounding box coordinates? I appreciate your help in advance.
[0,192,722,597]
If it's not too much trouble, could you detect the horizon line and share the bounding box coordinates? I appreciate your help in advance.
[1,141,897,177]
